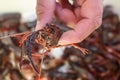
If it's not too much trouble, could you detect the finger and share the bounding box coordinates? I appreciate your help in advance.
[58,30,80,45]
[55,3,77,28]
[35,21,45,31]
[36,0,56,20]
[35,0,56,30]
[58,0,73,9]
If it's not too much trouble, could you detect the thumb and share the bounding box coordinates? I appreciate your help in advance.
[58,30,80,45]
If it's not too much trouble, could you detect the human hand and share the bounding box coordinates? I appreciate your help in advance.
[56,0,103,45]
[35,0,103,45]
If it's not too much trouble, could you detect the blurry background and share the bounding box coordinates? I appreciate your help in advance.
[0,0,120,80]
[0,0,36,22]
[0,0,120,18]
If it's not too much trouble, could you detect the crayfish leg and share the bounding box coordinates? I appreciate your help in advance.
[28,56,40,74]
[72,44,89,55]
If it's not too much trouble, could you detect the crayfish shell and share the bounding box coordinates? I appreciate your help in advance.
[35,24,64,48]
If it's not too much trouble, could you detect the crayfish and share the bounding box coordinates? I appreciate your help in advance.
[19,23,88,78]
